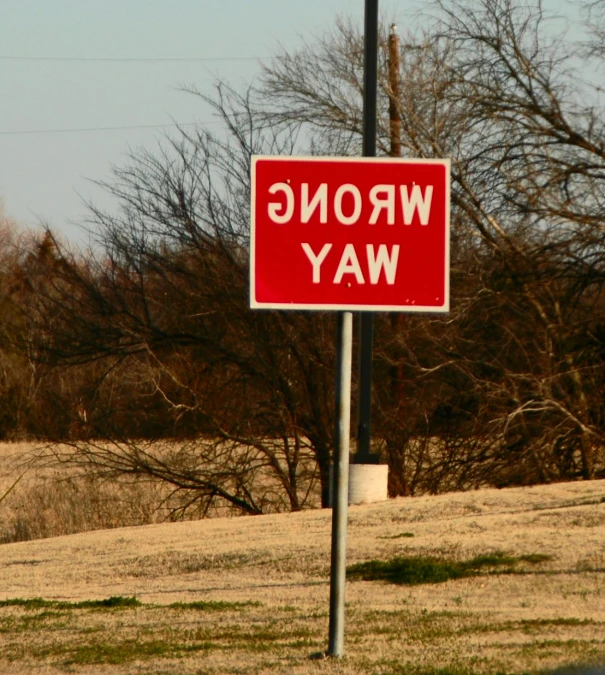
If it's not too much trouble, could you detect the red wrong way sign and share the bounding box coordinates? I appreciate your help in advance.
[250,156,450,312]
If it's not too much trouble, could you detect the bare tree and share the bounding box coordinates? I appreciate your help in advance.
[582,0,605,56]
[261,0,605,490]
[20,84,336,514]
[14,0,605,513]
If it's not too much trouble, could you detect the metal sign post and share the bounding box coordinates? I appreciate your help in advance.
[328,0,378,657]
[251,156,450,658]
[330,0,378,657]
[327,311,353,657]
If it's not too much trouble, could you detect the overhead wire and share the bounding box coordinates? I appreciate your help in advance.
[0,122,220,136]
[0,55,277,63]
[0,52,277,136]
[1,51,282,136]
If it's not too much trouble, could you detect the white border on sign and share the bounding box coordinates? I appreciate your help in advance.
[250,155,450,313]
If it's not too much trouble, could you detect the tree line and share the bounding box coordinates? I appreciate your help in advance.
[0,0,604,516]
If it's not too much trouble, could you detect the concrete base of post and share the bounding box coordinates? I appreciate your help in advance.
[329,463,389,506]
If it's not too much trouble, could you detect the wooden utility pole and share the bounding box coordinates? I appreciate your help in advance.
[388,24,401,158]
[387,23,408,495]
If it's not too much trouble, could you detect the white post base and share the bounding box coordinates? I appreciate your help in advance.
[329,464,389,506]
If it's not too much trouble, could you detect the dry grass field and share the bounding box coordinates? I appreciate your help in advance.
[0,440,321,543]
[0,442,183,543]
[1,442,605,674]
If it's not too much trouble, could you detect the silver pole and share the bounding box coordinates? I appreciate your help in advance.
[328,310,353,657]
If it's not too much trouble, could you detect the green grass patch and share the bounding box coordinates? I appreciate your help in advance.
[518,554,552,564]
[0,596,265,613]
[61,639,211,665]
[168,600,262,611]
[0,595,141,610]
[0,610,70,635]
[73,596,141,609]
[517,617,596,629]
[359,607,602,644]
[348,556,471,585]
[347,552,552,585]
[380,532,415,539]
[167,621,320,655]
[0,598,52,610]
[370,662,508,675]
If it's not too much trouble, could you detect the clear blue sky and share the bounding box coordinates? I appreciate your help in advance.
[0,0,581,244]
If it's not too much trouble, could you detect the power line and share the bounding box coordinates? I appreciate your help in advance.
[0,55,277,63]
[0,122,218,136]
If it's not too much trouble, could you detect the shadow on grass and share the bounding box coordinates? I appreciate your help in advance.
[545,665,605,675]
[371,664,509,675]
[372,661,605,675]
[347,552,551,585]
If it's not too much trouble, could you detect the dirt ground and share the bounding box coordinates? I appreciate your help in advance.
[1,477,605,674]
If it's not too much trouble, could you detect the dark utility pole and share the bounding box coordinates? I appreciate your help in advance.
[356,0,379,465]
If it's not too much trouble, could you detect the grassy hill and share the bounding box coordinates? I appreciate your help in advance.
[1,479,605,674]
